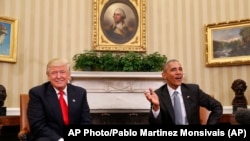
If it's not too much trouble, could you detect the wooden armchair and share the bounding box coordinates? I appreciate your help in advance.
[199,106,211,125]
[17,94,30,141]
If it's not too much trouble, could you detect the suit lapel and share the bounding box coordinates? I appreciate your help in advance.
[46,84,65,125]
[66,84,78,123]
[181,86,192,123]
[160,86,175,121]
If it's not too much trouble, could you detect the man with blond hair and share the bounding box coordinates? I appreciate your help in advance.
[28,58,91,141]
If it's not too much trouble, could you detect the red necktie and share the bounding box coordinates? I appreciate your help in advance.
[59,91,69,125]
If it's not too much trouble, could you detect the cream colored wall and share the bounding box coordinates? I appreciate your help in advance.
[0,0,249,108]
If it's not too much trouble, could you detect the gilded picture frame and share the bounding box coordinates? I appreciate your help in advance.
[205,19,250,67]
[92,0,146,52]
[0,16,18,63]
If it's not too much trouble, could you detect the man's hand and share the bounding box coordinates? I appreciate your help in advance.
[144,88,160,111]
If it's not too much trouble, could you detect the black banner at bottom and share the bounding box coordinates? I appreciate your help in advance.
[64,125,250,140]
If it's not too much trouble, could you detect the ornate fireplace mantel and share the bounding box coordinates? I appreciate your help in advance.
[5,72,235,116]
[70,71,165,113]
[5,72,234,116]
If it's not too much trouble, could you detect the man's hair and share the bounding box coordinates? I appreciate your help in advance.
[46,58,70,73]
[114,8,126,19]
[162,59,179,71]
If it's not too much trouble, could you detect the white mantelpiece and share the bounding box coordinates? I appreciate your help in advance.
[5,71,236,115]
[70,71,165,113]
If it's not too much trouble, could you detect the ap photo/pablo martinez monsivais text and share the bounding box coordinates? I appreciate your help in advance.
[64,125,250,139]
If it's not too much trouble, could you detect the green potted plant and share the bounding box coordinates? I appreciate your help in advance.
[141,52,167,71]
[72,51,167,72]
[73,50,100,71]
[99,52,120,71]
[118,52,144,72]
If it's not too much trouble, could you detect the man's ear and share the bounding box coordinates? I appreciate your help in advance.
[162,72,166,79]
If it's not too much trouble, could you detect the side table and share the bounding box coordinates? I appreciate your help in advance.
[0,116,20,135]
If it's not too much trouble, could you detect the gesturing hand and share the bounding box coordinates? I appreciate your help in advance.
[144,88,160,111]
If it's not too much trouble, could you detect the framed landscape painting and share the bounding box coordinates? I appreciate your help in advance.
[205,19,250,67]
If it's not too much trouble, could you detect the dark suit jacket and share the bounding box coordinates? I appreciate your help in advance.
[148,83,223,125]
[27,82,91,141]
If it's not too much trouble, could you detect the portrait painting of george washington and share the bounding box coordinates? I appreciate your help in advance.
[100,1,138,44]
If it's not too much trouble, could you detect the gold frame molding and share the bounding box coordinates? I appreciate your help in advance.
[0,16,18,63]
[92,0,146,52]
[205,19,250,67]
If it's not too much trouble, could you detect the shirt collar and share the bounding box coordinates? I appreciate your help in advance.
[167,85,181,96]
[54,86,67,96]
